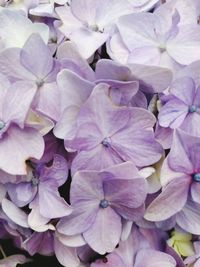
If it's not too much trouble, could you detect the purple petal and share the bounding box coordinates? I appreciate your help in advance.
[0,126,44,175]
[83,207,122,254]
[145,176,190,221]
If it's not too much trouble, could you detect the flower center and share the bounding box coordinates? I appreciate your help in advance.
[36,79,44,88]
[102,137,111,148]
[0,120,5,130]
[89,24,99,32]
[188,105,197,113]
[99,199,109,209]
[193,173,200,182]
[31,177,39,186]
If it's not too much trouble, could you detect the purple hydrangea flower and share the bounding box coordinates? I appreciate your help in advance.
[57,162,147,254]
[65,84,162,174]
[56,0,133,58]
[0,74,44,175]
[6,155,72,231]
[108,5,200,71]
[158,77,200,137]
[145,129,200,234]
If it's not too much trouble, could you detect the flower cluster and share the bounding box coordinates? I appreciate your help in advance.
[0,0,200,267]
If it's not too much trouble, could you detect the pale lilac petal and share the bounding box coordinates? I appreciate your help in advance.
[158,100,188,128]
[3,81,37,127]
[57,41,95,81]
[168,129,194,174]
[1,198,29,228]
[177,201,200,235]
[34,82,60,121]
[0,9,49,51]
[191,182,200,204]
[57,202,99,236]
[20,33,53,78]
[117,13,158,52]
[38,183,72,219]
[71,146,123,174]
[112,129,163,167]
[145,176,190,221]
[129,64,172,94]
[104,178,147,209]
[0,126,44,175]
[167,25,200,65]
[40,154,68,186]
[28,198,54,232]
[170,77,196,105]
[135,249,176,267]
[57,69,94,113]
[70,170,104,204]
[7,182,37,207]
[0,48,35,82]
[83,207,122,254]
[56,232,86,248]
[54,237,80,267]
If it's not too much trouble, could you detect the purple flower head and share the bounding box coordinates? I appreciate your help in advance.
[91,225,176,267]
[0,74,44,175]
[108,4,200,71]
[56,0,133,58]
[158,76,200,137]
[66,83,162,174]
[57,162,147,254]
[0,33,61,121]
[145,129,200,234]
[6,155,72,231]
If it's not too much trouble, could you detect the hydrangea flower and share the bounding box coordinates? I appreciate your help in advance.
[158,77,200,136]
[108,4,200,70]
[66,84,162,173]
[0,33,61,120]
[56,0,133,58]
[6,155,72,232]
[0,74,44,175]
[145,129,200,234]
[57,162,147,254]
[91,225,177,267]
